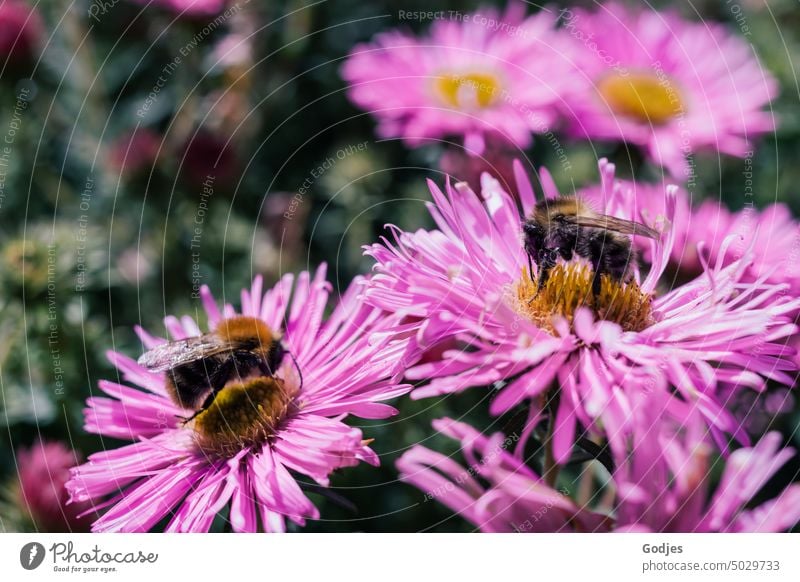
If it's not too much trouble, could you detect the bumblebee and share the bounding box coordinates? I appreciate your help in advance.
[138,316,293,421]
[522,197,659,294]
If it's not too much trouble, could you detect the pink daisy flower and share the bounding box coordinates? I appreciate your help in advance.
[0,0,44,64]
[580,179,800,291]
[562,3,778,177]
[581,177,800,430]
[342,4,582,154]
[9,441,91,532]
[66,267,410,532]
[397,418,609,532]
[365,159,799,467]
[400,415,800,533]
[615,405,800,532]
[679,202,800,290]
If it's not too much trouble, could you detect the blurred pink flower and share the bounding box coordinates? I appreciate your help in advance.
[67,267,410,532]
[16,441,91,532]
[563,3,777,177]
[0,0,44,63]
[720,385,796,437]
[211,33,252,70]
[438,139,518,195]
[365,159,799,464]
[109,128,162,178]
[398,418,609,532]
[342,4,582,155]
[180,129,238,184]
[680,202,800,290]
[399,416,800,533]
[615,408,800,532]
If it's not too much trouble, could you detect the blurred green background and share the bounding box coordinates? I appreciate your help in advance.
[1,0,799,532]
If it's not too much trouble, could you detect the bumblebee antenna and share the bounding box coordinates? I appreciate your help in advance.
[285,349,304,392]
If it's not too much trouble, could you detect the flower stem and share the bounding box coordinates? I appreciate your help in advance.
[543,414,560,488]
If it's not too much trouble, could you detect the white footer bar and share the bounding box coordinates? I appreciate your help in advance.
[1,533,798,582]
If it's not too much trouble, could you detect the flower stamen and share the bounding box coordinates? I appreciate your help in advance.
[435,72,501,109]
[597,72,683,125]
[513,263,653,333]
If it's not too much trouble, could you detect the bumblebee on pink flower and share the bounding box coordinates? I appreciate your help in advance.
[366,158,800,533]
[67,269,412,532]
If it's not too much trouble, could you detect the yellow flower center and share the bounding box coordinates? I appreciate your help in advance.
[597,72,683,125]
[192,377,296,457]
[435,72,501,109]
[513,263,653,334]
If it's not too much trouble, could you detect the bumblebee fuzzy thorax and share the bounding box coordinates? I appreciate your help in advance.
[215,316,276,345]
[531,197,587,225]
[513,263,653,334]
[215,316,280,360]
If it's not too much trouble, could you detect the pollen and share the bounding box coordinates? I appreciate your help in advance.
[596,72,683,125]
[435,71,501,109]
[513,263,653,334]
[192,377,296,457]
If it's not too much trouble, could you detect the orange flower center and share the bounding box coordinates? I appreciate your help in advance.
[512,262,653,334]
[597,72,683,125]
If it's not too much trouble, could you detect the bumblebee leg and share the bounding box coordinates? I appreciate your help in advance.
[179,392,217,425]
[527,251,536,282]
[210,357,237,392]
[587,232,607,296]
[176,358,237,422]
[536,248,559,292]
[177,357,238,424]
[284,350,304,391]
[588,231,635,296]
[522,221,545,284]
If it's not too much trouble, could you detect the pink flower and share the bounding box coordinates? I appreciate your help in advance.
[562,3,777,177]
[580,179,800,292]
[109,128,162,178]
[342,4,582,155]
[399,416,800,533]
[180,129,238,185]
[615,406,800,532]
[397,418,609,532]
[365,159,799,466]
[438,138,518,195]
[717,385,795,441]
[0,0,44,63]
[66,267,411,532]
[14,441,91,532]
[680,203,800,290]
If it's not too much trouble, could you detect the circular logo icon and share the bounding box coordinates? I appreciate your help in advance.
[20,542,46,570]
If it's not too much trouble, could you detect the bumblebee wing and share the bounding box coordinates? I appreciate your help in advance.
[564,214,659,239]
[137,334,231,372]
